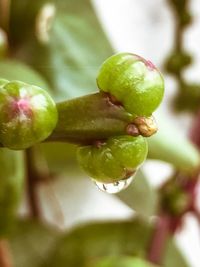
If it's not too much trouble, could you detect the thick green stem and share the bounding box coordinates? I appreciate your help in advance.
[48,92,134,144]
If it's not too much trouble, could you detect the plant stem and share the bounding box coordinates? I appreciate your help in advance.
[0,240,13,267]
[147,214,171,265]
[48,92,134,144]
[0,0,10,30]
[26,148,41,219]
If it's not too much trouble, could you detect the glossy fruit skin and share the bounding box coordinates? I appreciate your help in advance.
[97,53,164,117]
[77,135,148,183]
[0,80,58,150]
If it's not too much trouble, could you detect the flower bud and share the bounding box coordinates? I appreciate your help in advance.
[0,80,58,150]
[77,135,148,184]
[97,53,164,117]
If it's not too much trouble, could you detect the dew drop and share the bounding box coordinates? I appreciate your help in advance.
[94,175,135,194]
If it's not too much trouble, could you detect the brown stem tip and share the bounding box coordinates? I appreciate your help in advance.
[133,116,158,137]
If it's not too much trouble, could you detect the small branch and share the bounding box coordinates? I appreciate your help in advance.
[47,93,134,144]
[0,240,13,267]
[190,110,200,148]
[147,214,171,265]
[26,148,41,219]
[175,20,183,52]
[0,0,10,30]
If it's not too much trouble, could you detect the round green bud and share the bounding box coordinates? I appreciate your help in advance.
[0,80,58,150]
[77,135,148,183]
[97,53,164,117]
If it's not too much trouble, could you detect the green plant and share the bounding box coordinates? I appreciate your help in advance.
[0,1,199,267]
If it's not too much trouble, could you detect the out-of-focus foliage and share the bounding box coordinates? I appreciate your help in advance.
[116,170,158,217]
[85,256,159,267]
[0,60,50,91]
[9,220,59,267]
[8,219,189,267]
[9,0,113,100]
[148,114,200,173]
[0,149,25,237]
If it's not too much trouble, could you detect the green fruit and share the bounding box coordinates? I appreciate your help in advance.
[77,135,148,183]
[97,53,164,116]
[0,80,58,150]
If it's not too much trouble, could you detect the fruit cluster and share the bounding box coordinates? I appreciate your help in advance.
[77,53,164,188]
[0,53,164,192]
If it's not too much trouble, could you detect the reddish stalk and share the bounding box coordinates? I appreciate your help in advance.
[0,240,13,267]
[147,214,171,265]
[26,148,41,219]
[0,0,10,30]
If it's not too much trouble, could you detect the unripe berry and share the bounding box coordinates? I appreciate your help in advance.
[97,53,164,117]
[0,80,58,150]
[77,135,148,184]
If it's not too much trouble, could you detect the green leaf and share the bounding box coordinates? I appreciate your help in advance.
[41,219,152,267]
[40,219,189,267]
[38,142,77,173]
[0,148,25,237]
[86,256,159,267]
[10,0,113,100]
[0,60,50,91]
[9,220,59,267]
[8,219,189,267]
[163,238,190,267]
[148,114,200,173]
[116,170,158,217]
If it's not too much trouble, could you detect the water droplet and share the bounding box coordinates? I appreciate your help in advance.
[94,175,135,194]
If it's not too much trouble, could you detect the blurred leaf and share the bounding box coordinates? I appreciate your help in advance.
[40,219,189,267]
[39,142,77,173]
[116,170,158,217]
[0,60,50,90]
[41,219,152,267]
[10,0,113,100]
[148,113,200,173]
[8,219,190,267]
[86,256,159,267]
[9,0,49,43]
[0,148,25,237]
[164,238,190,267]
[9,220,59,267]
